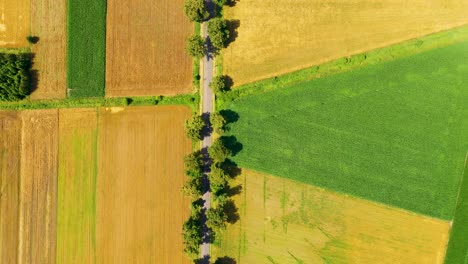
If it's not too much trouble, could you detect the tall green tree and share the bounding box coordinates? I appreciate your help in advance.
[182,215,202,258]
[183,0,209,22]
[208,138,232,163]
[186,35,206,59]
[209,163,229,192]
[207,18,230,50]
[184,115,205,141]
[184,151,204,179]
[209,75,227,94]
[210,112,227,134]
[182,177,203,199]
[206,207,227,231]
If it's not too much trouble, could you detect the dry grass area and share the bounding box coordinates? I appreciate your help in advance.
[214,170,451,263]
[57,108,98,264]
[96,106,192,263]
[106,0,193,97]
[223,0,468,86]
[0,0,30,47]
[30,0,67,99]
[18,110,58,264]
[0,111,21,263]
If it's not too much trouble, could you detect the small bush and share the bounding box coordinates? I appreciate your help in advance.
[26,35,39,44]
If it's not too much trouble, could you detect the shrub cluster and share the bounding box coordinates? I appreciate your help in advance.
[0,53,32,101]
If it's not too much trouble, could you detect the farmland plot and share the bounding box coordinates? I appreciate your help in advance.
[30,0,67,99]
[19,110,58,264]
[214,170,450,263]
[57,109,98,264]
[0,0,30,47]
[223,0,468,86]
[96,106,191,263]
[106,0,193,96]
[0,111,21,263]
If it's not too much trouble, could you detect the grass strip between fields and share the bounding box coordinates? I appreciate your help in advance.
[0,94,199,112]
[218,25,468,109]
[67,0,106,97]
[445,153,468,264]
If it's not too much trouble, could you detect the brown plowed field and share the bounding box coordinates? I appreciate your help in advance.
[97,106,191,263]
[0,111,21,263]
[0,0,30,47]
[30,0,67,99]
[57,108,98,264]
[224,0,468,86]
[105,0,193,97]
[19,110,58,264]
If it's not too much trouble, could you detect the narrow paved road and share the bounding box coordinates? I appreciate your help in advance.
[200,19,214,259]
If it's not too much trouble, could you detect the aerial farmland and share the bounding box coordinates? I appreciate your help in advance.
[0,0,467,263]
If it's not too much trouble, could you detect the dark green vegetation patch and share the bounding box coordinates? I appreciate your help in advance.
[67,0,106,98]
[0,53,32,101]
[227,41,468,220]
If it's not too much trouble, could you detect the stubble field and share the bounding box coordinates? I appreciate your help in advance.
[0,0,30,47]
[105,0,193,97]
[0,106,192,264]
[30,0,67,99]
[223,0,468,86]
[214,170,450,263]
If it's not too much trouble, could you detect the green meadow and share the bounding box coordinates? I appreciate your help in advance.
[227,40,468,220]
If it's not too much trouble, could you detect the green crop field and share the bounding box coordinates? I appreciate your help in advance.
[226,40,468,220]
[67,0,106,97]
[445,155,468,264]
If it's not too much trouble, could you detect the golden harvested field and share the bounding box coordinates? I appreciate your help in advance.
[214,170,451,263]
[0,112,21,263]
[97,106,192,263]
[0,106,191,264]
[57,109,98,264]
[0,0,30,47]
[30,0,67,99]
[223,0,468,86]
[106,0,193,97]
[19,110,58,264]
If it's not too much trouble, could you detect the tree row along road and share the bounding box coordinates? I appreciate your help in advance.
[200,18,214,259]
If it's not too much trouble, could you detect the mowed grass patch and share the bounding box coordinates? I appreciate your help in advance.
[214,170,450,263]
[57,109,98,264]
[445,154,468,264]
[223,0,468,86]
[227,41,468,219]
[67,0,106,97]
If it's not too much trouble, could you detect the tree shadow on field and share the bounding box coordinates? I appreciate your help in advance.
[221,159,242,179]
[219,109,238,131]
[225,0,239,7]
[220,136,243,156]
[223,199,239,224]
[215,256,237,264]
[225,184,242,197]
[225,19,240,49]
[194,255,211,264]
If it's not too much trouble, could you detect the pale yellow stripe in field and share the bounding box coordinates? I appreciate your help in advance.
[215,170,450,264]
[0,0,30,47]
